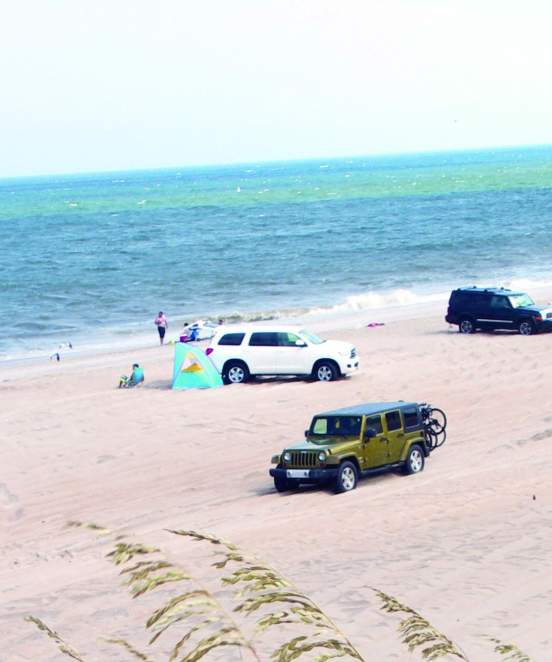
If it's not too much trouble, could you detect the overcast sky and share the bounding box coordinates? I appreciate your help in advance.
[1,0,551,177]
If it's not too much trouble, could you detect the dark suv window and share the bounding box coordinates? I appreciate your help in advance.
[249,332,279,347]
[218,333,245,346]
[490,295,511,310]
[386,411,402,431]
[452,291,489,309]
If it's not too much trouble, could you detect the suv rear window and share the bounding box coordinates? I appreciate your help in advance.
[218,333,245,346]
[452,291,489,307]
[249,332,279,347]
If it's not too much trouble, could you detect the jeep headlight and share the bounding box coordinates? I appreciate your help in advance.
[283,451,291,463]
[318,451,327,462]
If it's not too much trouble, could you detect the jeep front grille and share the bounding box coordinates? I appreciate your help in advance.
[289,451,318,467]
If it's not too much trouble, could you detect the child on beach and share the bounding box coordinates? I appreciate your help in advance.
[154,311,168,345]
[119,363,144,388]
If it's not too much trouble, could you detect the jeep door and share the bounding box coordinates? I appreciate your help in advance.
[276,332,312,374]
[384,410,407,462]
[362,414,388,468]
[247,332,279,374]
[483,295,516,330]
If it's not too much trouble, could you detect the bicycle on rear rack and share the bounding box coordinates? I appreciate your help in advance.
[419,403,447,450]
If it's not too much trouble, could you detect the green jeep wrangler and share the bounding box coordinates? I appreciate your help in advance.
[269,401,446,493]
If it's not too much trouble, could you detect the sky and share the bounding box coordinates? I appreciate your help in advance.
[1,0,551,177]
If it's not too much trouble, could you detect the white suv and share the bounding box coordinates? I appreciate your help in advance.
[206,325,359,384]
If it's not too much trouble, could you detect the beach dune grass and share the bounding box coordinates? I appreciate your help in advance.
[26,523,534,661]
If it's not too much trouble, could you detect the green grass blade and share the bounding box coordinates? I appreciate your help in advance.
[25,616,86,662]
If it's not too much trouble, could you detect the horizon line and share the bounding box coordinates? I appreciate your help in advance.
[1,141,551,182]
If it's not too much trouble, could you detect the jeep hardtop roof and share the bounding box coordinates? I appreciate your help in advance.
[453,286,524,297]
[316,401,418,417]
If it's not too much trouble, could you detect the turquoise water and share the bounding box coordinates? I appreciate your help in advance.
[1,145,552,360]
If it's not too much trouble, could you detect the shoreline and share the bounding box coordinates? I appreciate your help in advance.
[3,281,552,382]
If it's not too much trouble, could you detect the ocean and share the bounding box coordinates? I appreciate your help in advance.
[1,145,552,361]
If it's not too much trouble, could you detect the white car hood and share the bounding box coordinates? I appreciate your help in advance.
[319,339,355,354]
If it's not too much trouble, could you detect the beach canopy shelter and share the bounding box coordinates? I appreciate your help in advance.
[172,343,223,390]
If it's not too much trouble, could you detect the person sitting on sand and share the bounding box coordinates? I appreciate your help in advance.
[119,363,144,388]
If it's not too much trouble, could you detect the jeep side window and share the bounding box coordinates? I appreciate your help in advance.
[490,295,511,310]
[385,411,402,432]
[365,415,382,436]
[403,408,419,429]
[249,332,279,346]
[278,332,301,347]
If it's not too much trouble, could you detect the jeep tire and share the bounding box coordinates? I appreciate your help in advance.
[313,360,339,382]
[404,444,425,475]
[459,317,475,334]
[223,360,250,385]
[518,319,534,336]
[334,460,358,493]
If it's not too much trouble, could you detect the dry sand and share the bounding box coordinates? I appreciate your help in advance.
[2,302,552,661]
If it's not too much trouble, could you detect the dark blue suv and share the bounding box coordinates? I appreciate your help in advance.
[445,287,552,335]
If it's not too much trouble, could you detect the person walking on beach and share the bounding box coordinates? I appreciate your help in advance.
[154,311,168,345]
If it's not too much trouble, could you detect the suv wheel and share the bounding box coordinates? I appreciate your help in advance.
[459,318,475,334]
[223,360,250,384]
[518,320,534,336]
[404,444,425,475]
[334,460,358,493]
[313,360,339,382]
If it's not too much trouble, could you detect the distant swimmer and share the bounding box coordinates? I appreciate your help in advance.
[50,352,60,362]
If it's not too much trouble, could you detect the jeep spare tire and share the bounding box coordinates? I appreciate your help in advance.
[334,460,358,493]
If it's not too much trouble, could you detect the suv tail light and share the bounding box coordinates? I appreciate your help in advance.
[205,347,214,356]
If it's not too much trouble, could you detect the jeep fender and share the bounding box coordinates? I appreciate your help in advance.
[338,455,361,473]
[401,437,429,460]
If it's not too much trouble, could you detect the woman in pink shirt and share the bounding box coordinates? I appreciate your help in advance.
[154,311,168,345]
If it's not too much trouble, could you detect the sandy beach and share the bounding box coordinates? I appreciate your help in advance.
[2,298,552,661]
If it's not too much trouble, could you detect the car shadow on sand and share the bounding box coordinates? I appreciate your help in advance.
[143,379,173,390]
[252,470,397,497]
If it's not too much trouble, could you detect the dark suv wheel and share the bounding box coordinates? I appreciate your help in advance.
[459,317,475,334]
[518,320,534,336]
[223,360,250,384]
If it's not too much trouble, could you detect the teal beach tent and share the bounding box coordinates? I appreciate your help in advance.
[172,343,223,389]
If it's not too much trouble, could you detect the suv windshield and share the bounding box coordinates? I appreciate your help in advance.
[311,416,361,436]
[509,294,535,308]
[299,329,325,345]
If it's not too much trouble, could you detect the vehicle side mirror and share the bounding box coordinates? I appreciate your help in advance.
[304,430,309,438]
[295,339,307,347]
[364,428,377,440]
